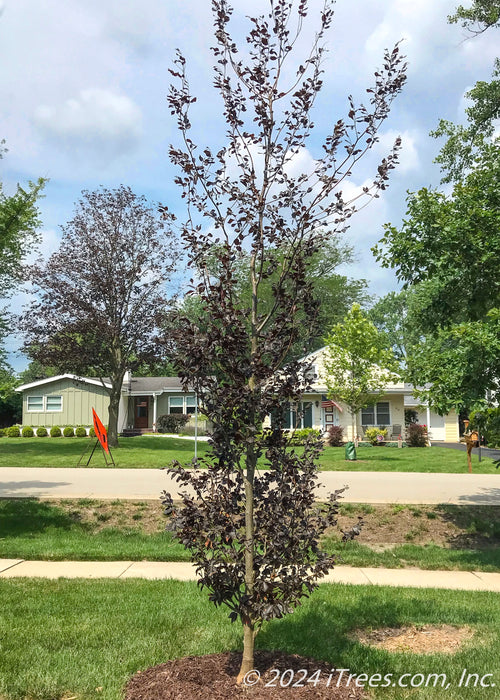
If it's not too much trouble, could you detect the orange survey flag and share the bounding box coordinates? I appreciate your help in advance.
[92,408,109,454]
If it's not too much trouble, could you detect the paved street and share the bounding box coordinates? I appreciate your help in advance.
[1,467,499,504]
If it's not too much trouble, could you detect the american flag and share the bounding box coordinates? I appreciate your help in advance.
[321,399,343,412]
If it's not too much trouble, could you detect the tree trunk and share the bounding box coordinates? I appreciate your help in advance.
[237,250,259,682]
[107,388,121,448]
[237,619,257,683]
[237,438,257,680]
[107,369,125,448]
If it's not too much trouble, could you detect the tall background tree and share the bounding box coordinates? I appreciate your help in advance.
[369,289,412,367]
[21,185,179,446]
[372,2,500,415]
[162,0,406,680]
[0,142,45,425]
[178,237,368,361]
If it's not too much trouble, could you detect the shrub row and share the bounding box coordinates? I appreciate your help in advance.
[1,426,95,438]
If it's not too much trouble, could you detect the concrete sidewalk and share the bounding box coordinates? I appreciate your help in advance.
[1,558,500,592]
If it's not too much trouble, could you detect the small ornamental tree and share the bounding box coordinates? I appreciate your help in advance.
[323,304,398,445]
[162,0,406,681]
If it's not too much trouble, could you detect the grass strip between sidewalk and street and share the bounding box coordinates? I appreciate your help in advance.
[1,498,500,572]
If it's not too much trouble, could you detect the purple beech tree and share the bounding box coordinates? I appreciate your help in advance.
[21,186,178,447]
[162,0,406,681]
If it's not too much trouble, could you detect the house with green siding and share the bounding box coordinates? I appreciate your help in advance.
[16,373,198,434]
[17,375,112,428]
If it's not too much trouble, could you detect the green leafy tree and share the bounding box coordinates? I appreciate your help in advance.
[405,312,500,414]
[0,177,45,296]
[432,1,500,183]
[373,142,500,414]
[431,63,500,184]
[322,304,397,446]
[369,289,415,365]
[372,1,500,415]
[448,0,500,36]
[0,367,21,426]
[17,360,56,385]
[0,144,45,369]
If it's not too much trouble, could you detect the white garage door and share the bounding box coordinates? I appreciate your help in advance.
[414,410,445,441]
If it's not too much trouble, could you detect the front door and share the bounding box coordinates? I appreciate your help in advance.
[134,397,149,429]
[322,405,339,430]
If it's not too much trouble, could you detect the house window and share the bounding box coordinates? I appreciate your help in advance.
[169,397,184,414]
[27,395,62,412]
[27,396,44,412]
[46,395,63,412]
[185,396,197,414]
[168,395,198,414]
[271,402,313,429]
[376,401,390,425]
[361,401,390,426]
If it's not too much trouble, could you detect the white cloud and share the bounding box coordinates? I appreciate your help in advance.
[34,88,142,156]
[375,130,419,173]
[364,0,456,74]
[365,20,413,60]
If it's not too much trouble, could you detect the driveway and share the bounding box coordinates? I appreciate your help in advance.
[1,467,499,505]
[432,441,500,461]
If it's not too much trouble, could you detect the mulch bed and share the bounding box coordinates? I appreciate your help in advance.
[352,624,475,655]
[125,651,367,699]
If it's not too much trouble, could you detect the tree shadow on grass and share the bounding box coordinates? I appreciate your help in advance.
[436,504,500,549]
[119,436,208,453]
[0,498,83,537]
[258,587,490,670]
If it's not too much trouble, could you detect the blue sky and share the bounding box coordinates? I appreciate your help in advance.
[1,0,498,371]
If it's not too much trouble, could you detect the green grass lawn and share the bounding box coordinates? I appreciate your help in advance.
[0,578,498,699]
[0,498,190,562]
[0,435,209,468]
[324,540,500,572]
[0,436,496,472]
[2,499,500,572]
[318,445,497,473]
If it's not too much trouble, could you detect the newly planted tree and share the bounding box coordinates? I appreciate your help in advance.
[21,186,178,446]
[162,0,405,680]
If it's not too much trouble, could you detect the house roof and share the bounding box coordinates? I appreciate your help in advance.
[124,376,193,394]
[304,346,407,393]
[16,374,112,392]
[16,374,195,395]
